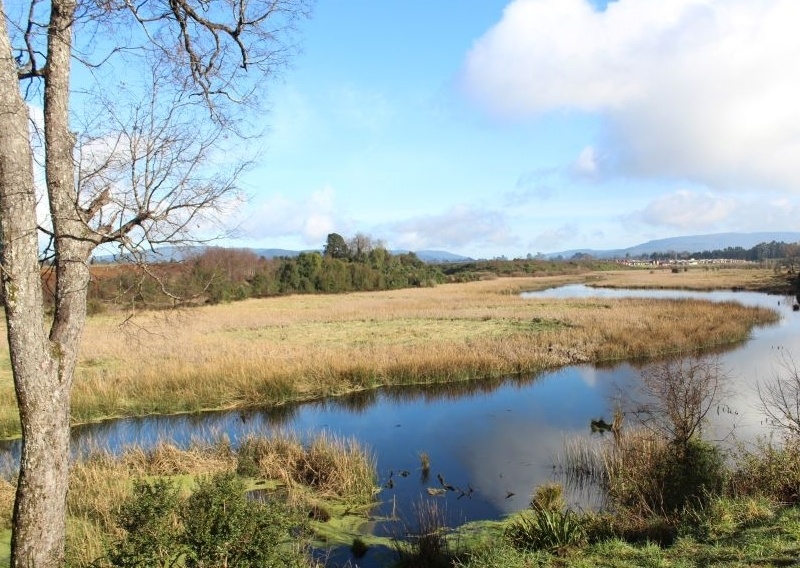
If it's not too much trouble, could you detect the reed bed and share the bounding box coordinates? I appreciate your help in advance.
[589,266,786,291]
[237,431,377,505]
[0,273,781,436]
[35,432,376,566]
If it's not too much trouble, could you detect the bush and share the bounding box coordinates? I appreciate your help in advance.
[106,472,309,568]
[182,472,307,568]
[107,478,182,568]
[659,439,726,513]
[730,439,800,503]
[604,433,726,517]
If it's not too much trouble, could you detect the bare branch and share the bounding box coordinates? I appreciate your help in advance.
[758,350,800,437]
[625,355,730,448]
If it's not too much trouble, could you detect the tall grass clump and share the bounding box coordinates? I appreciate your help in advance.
[394,498,456,568]
[505,483,585,554]
[729,438,800,504]
[237,431,377,505]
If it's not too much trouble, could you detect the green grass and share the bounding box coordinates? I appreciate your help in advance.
[455,505,800,567]
[0,530,8,567]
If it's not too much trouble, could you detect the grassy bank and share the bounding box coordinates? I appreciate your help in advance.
[589,265,793,292]
[0,433,377,566]
[0,270,781,437]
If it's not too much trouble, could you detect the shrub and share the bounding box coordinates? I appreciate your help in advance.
[603,433,725,517]
[659,439,726,513]
[106,472,309,568]
[730,439,800,503]
[106,478,183,568]
[182,472,307,568]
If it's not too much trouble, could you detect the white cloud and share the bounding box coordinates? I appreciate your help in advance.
[388,205,515,251]
[531,224,580,250]
[571,146,601,180]
[628,189,800,232]
[635,190,737,230]
[240,185,346,245]
[462,0,800,192]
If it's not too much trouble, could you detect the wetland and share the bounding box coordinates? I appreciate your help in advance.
[0,267,796,566]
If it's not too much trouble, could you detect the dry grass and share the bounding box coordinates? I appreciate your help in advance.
[0,479,13,532]
[0,272,781,437]
[238,431,377,505]
[589,266,786,291]
[53,433,376,565]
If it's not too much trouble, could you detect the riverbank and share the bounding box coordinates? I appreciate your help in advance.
[588,265,796,293]
[0,269,783,438]
[0,433,378,567]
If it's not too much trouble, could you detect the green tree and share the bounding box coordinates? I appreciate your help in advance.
[324,232,350,259]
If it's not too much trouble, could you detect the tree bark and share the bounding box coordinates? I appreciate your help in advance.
[0,1,304,563]
[0,0,79,565]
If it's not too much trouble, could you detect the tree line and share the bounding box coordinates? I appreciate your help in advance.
[645,240,800,262]
[79,233,445,311]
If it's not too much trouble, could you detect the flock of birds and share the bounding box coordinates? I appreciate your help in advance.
[382,469,514,500]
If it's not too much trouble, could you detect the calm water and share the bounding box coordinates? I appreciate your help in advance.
[4,285,799,566]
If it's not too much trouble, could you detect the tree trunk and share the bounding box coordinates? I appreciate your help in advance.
[0,0,82,565]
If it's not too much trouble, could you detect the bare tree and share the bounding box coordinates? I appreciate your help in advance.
[0,1,310,565]
[784,242,800,274]
[758,350,800,438]
[348,232,380,260]
[627,355,729,451]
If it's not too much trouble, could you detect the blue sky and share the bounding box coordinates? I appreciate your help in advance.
[227,0,800,258]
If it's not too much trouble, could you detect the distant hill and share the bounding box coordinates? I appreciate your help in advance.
[392,249,472,263]
[548,232,800,259]
[93,246,473,264]
[251,248,472,263]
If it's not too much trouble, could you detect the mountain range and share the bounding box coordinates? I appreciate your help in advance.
[93,232,800,264]
[94,247,473,264]
[545,232,800,260]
